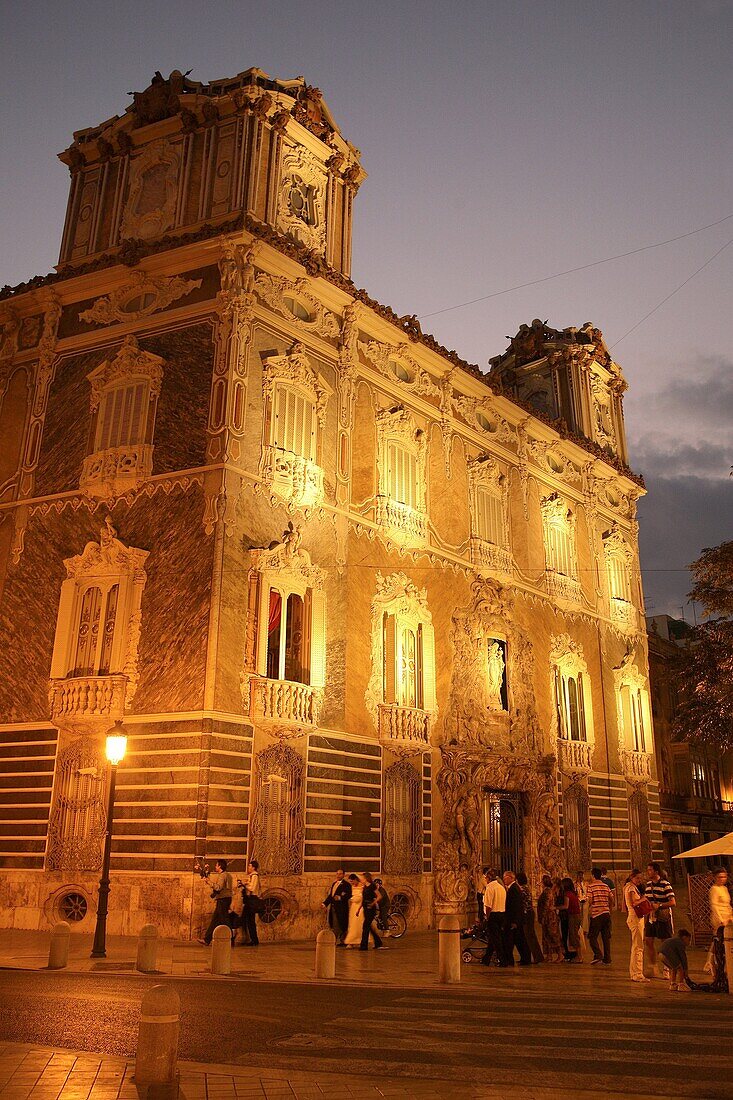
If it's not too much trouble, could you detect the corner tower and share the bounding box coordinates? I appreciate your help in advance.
[57,68,365,277]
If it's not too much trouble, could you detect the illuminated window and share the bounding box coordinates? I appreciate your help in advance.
[468,455,511,575]
[551,635,594,745]
[375,407,427,545]
[260,345,331,507]
[383,759,422,874]
[604,526,635,628]
[542,494,576,578]
[620,684,646,752]
[613,656,651,758]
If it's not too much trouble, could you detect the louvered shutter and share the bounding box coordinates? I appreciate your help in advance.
[383,613,396,703]
[420,621,437,712]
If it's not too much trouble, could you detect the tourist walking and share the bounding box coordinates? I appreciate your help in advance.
[322,868,352,945]
[587,866,615,965]
[644,862,676,977]
[358,872,385,950]
[241,859,261,946]
[708,867,732,992]
[503,871,531,965]
[516,871,544,963]
[537,874,563,962]
[481,869,507,966]
[623,869,650,982]
[659,929,692,992]
[200,858,233,946]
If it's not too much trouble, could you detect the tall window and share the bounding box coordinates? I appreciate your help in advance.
[95,379,149,452]
[555,668,587,741]
[261,345,330,508]
[383,614,425,709]
[250,742,304,875]
[604,526,634,627]
[474,486,505,546]
[613,656,652,760]
[71,584,119,677]
[619,684,646,752]
[383,759,422,874]
[387,441,418,510]
[563,782,590,871]
[628,788,652,870]
[266,589,311,684]
[375,407,427,546]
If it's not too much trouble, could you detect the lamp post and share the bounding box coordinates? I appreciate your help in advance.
[91,721,127,959]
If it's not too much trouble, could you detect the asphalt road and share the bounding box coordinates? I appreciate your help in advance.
[2,969,733,1097]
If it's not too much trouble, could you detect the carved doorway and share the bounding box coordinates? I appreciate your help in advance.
[481,790,523,873]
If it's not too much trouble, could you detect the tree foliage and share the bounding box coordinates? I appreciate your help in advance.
[673,540,733,752]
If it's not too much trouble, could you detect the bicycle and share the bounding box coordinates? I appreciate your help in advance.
[377,906,407,940]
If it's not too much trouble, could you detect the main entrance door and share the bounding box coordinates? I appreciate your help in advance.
[481,790,523,873]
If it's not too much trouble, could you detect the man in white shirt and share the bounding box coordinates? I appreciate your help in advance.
[709,867,733,934]
[481,869,507,966]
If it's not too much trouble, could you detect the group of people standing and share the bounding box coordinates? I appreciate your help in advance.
[322,869,390,950]
[198,858,262,947]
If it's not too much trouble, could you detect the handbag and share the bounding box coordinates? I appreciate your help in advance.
[633,897,652,918]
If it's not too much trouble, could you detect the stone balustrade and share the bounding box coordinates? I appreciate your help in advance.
[375,496,428,546]
[261,446,324,507]
[557,737,594,775]
[248,676,322,725]
[621,748,654,784]
[80,444,154,498]
[545,570,582,605]
[49,674,127,722]
[378,703,431,745]
[470,537,513,577]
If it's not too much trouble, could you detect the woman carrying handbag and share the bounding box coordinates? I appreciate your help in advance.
[624,869,651,982]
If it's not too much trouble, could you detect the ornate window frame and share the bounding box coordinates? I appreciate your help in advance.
[366,572,437,746]
[562,780,591,872]
[46,735,107,872]
[242,525,326,728]
[468,454,511,576]
[49,517,148,724]
[603,524,636,630]
[383,757,422,875]
[551,634,594,775]
[276,144,327,255]
[541,493,581,604]
[259,343,331,508]
[80,336,164,499]
[250,741,305,875]
[614,652,653,784]
[375,406,428,547]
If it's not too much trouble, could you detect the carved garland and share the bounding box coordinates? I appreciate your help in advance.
[79,271,202,326]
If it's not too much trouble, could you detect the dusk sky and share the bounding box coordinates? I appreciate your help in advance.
[2,0,730,618]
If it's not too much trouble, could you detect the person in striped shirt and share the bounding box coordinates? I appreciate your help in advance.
[644,861,676,977]
[587,866,615,964]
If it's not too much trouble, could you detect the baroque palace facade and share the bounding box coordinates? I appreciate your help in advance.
[0,68,661,939]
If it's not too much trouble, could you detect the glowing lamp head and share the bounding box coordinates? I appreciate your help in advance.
[105,724,127,766]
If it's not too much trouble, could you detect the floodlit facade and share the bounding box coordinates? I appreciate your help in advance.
[0,69,661,938]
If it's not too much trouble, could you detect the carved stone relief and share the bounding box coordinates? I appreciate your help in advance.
[254,272,339,339]
[121,140,180,240]
[46,735,107,872]
[277,144,327,254]
[79,272,202,325]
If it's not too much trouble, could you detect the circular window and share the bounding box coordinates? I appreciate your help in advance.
[282,296,312,322]
[390,360,412,383]
[390,892,411,918]
[475,412,495,433]
[258,895,283,924]
[60,892,88,922]
[547,453,565,473]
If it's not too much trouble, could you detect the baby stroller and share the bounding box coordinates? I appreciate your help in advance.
[461,918,490,964]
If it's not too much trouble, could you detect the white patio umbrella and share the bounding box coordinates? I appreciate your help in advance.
[672,833,733,859]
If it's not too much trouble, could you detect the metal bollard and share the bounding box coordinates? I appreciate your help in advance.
[211,924,231,975]
[134,984,180,1097]
[438,914,461,984]
[315,928,336,979]
[48,921,71,970]
[725,921,733,996]
[136,924,159,974]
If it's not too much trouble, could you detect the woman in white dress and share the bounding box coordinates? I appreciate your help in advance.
[344,874,372,947]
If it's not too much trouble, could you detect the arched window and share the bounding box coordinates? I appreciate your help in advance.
[260,344,331,507]
[81,336,163,498]
[383,759,422,874]
[604,526,635,629]
[375,407,427,546]
[550,635,595,772]
[613,654,652,765]
[563,782,590,871]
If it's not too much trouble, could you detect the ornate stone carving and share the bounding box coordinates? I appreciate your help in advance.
[590,371,617,450]
[468,454,512,577]
[253,272,339,338]
[383,758,423,875]
[277,144,327,254]
[359,339,441,400]
[79,271,202,325]
[121,139,180,240]
[451,394,515,444]
[46,735,106,872]
[375,405,428,547]
[250,741,305,875]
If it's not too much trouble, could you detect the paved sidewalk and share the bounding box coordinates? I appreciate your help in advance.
[0,1043,636,1099]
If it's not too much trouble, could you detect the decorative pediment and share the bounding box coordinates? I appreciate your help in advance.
[87,335,164,410]
[541,492,575,529]
[359,340,441,399]
[254,273,339,339]
[261,342,331,428]
[250,523,325,591]
[79,271,202,326]
[613,646,646,691]
[64,517,149,581]
[603,523,632,563]
[451,395,515,443]
[374,570,429,618]
[121,139,180,240]
[468,453,504,491]
[550,633,587,675]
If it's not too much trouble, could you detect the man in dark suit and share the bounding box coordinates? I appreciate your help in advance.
[502,870,532,966]
[322,868,352,945]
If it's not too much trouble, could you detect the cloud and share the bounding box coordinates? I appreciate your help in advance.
[637,473,733,617]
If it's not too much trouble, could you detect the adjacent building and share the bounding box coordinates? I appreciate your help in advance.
[0,68,661,938]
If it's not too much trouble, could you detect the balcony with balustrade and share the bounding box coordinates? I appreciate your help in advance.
[376,496,428,547]
[80,444,154,498]
[246,675,323,726]
[378,703,431,747]
[261,445,324,507]
[545,569,582,605]
[49,674,127,723]
[611,597,637,631]
[470,536,513,578]
[620,748,654,785]
[557,737,594,776]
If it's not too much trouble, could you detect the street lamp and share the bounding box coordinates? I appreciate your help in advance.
[90,721,127,958]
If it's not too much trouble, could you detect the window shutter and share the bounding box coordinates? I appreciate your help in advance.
[98,584,119,674]
[383,613,396,703]
[309,590,327,688]
[420,621,437,712]
[554,668,566,739]
[50,579,77,678]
